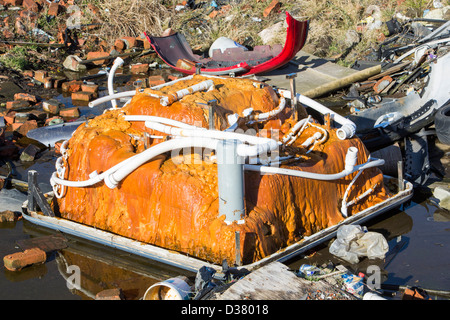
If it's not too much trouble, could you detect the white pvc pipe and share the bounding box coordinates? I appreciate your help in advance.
[108,57,124,109]
[296,93,356,140]
[244,148,384,181]
[160,80,214,106]
[105,137,219,188]
[89,90,136,108]
[123,114,279,158]
[251,96,286,121]
[279,89,356,140]
[282,116,311,144]
[50,137,218,190]
[123,115,199,129]
[140,119,278,158]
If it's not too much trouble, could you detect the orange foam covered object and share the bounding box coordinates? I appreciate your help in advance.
[55,75,390,265]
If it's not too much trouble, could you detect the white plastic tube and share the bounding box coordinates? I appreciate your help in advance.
[50,137,218,190]
[89,90,136,108]
[141,119,278,158]
[160,80,215,106]
[251,96,286,121]
[108,57,124,109]
[279,90,356,140]
[296,93,356,140]
[105,137,219,188]
[123,115,199,129]
[124,115,279,158]
[282,116,311,144]
[244,148,384,181]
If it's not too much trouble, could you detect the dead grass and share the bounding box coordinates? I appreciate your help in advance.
[94,0,170,42]
[91,0,447,62]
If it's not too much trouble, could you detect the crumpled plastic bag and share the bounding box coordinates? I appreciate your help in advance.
[329,225,388,264]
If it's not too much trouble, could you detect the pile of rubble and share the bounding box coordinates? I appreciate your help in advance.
[0,1,174,165]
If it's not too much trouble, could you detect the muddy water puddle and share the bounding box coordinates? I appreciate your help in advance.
[1,182,449,299]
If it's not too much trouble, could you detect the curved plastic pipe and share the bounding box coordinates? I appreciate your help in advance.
[282,116,311,144]
[140,118,278,158]
[105,137,219,188]
[244,148,384,181]
[50,137,218,190]
[123,115,199,129]
[160,80,214,106]
[108,57,124,109]
[296,93,356,140]
[123,115,279,158]
[89,90,137,108]
[251,96,286,121]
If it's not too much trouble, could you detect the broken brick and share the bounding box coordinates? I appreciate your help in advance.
[43,99,62,114]
[3,29,14,39]
[43,77,53,89]
[263,0,281,17]
[34,70,48,83]
[95,288,124,300]
[23,0,39,13]
[20,10,38,21]
[72,91,93,102]
[114,39,126,51]
[14,93,37,103]
[208,10,219,19]
[61,80,83,93]
[15,119,38,136]
[23,70,34,78]
[81,83,98,94]
[3,0,23,6]
[59,107,80,118]
[148,75,165,86]
[11,122,23,132]
[86,51,110,65]
[6,100,30,111]
[121,36,137,48]
[47,3,61,16]
[130,63,149,74]
[4,111,16,125]
[3,248,47,271]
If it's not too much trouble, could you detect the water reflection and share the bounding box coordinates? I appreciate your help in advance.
[21,222,195,300]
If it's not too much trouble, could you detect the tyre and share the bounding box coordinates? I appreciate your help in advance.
[434,102,450,145]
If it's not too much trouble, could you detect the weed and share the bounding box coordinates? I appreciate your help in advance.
[0,47,30,71]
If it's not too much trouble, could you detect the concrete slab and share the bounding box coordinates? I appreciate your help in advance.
[258,50,359,94]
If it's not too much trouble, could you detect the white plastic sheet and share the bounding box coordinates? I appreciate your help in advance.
[329,225,388,264]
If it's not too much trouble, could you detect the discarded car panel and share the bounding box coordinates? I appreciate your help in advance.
[146,11,309,76]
